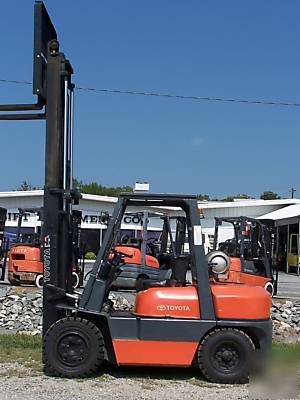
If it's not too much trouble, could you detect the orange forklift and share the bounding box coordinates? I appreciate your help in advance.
[43,193,272,383]
[8,208,82,288]
[208,217,274,295]
[8,208,44,287]
[0,2,272,384]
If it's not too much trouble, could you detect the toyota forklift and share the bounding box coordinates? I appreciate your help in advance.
[8,208,44,287]
[7,208,82,288]
[0,2,272,384]
[208,217,275,295]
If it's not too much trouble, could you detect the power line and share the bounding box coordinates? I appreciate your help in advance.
[1,78,300,108]
[0,79,32,86]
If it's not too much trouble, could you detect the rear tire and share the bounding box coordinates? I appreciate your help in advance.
[35,274,43,288]
[198,328,254,384]
[43,317,105,378]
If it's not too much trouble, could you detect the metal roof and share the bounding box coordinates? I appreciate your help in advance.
[0,190,117,203]
[257,203,300,226]
[0,191,299,213]
[198,198,300,209]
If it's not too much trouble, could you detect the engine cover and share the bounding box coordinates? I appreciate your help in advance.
[134,286,201,319]
[134,283,271,320]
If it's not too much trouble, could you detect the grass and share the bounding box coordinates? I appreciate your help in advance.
[270,342,300,364]
[0,334,42,376]
[0,334,299,379]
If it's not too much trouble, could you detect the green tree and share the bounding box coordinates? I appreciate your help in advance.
[260,191,280,200]
[17,181,40,191]
[197,194,210,201]
[221,194,251,202]
[73,179,132,197]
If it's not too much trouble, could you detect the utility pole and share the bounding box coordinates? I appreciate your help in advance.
[289,187,296,199]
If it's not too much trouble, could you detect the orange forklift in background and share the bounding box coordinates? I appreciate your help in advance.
[111,212,185,290]
[8,208,44,287]
[8,208,82,288]
[207,217,275,295]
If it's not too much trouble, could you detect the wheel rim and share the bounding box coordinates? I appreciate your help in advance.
[264,282,274,296]
[57,332,89,367]
[212,342,241,373]
[72,272,80,288]
[36,275,43,288]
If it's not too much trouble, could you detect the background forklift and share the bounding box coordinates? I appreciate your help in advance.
[208,217,274,294]
[111,212,187,290]
[8,208,44,287]
[7,208,82,288]
[0,2,272,384]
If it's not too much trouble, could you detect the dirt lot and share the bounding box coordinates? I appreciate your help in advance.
[0,363,249,400]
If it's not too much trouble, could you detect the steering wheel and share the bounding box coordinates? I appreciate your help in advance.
[120,234,130,244]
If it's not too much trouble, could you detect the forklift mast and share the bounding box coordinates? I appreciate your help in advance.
[0,2,80,333]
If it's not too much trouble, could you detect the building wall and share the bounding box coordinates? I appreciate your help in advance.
[0,191,298,254]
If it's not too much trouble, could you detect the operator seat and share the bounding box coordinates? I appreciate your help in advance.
[138,254,190,291]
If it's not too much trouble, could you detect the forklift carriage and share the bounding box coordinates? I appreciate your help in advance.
[0,2,272,384]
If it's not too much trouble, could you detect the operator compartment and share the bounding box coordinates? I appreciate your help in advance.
[134,286,201,319]
[211,283,271,320]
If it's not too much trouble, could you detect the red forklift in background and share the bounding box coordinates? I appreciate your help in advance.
[8,208,82,288]
[0,1,272,384]
[8,208,44,287]
[111,212,187,290]
[208,217,274,295]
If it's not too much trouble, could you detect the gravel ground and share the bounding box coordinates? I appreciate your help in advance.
[0,363,249,400]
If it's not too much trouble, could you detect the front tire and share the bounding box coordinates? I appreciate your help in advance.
[43,317,105,378]
[198,328,254,384]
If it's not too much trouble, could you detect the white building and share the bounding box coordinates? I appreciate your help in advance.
[1,190,299,256]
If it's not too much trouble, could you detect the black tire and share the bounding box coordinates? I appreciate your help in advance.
[198,328,254,384]
[43,317,105,378]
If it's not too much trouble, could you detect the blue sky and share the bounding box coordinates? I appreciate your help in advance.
[0,0,299,198]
